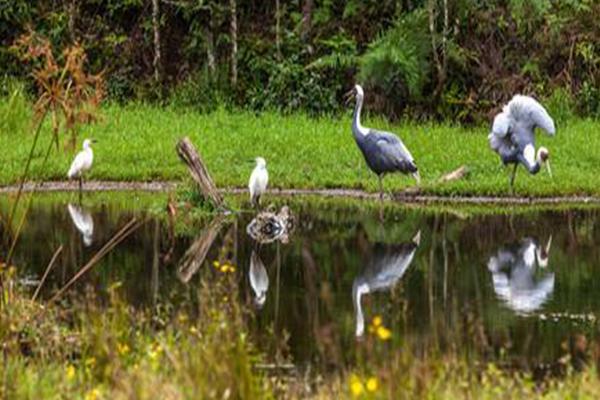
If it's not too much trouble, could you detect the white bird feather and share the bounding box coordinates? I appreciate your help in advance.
[248,157,268,206]
[68,139,94,179]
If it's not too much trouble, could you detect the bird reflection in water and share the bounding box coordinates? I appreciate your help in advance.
[249,250,269,309]
[245,206,294,311]
[67,203,94,246]
[352,231,421,338]
[487,236,554,315]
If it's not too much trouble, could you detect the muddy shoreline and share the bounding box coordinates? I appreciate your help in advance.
[1,180,599,205]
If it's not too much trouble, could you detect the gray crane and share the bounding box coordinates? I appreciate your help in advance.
[489,95,555,192]
[348,84,420,199]
[487,236,554,315]
[352,231,421,338]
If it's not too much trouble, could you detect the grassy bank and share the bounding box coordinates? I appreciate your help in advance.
[1,102,600,197]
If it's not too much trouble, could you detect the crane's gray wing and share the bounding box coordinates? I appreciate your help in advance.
[507,95,555,135]
[372,131,417,169]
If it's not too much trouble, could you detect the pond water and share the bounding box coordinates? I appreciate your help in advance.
[3,195,600,376]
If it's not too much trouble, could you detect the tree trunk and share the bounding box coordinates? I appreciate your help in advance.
[175,137,224,208]
[301,0,313,41]
[152,0,162,86]
[67,0,78,42]
[206,3,216,79]
[229,0,238,87]
[275,0,281,60]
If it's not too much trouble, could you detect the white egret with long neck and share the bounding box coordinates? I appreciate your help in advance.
[68,138,96,196]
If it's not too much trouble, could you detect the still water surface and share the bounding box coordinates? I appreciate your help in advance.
[5,196,600,374]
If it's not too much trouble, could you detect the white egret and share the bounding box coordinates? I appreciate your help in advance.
[248,157,268,207]
[68,138,96,194]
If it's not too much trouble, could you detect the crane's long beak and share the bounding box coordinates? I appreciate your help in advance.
[412,171,421,185]
[545,235,553,255]
[545,159,552,178]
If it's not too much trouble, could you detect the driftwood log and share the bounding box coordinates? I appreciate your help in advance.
[176,137,224,208]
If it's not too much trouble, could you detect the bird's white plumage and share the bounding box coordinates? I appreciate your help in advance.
[68,139,94,178]
[67,203,94,246]
[353,84,369,136]
[487,237,554,315]
[507,95,555,135]
[523,144,536,168]
[248,157,268,205]
[491,111,511,137]
[490,95,555,140]
[353,231,420,337]
[249,251,269,307]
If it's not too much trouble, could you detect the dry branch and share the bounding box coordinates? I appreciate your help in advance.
[176,137,224,208]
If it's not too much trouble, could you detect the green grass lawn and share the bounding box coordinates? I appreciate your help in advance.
[2,102,599,197]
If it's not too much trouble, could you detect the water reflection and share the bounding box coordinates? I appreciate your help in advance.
[177,215,227,283]
[246,206,294,244]
[8,197,600,375]
[67,203,94,246]
[487,236,554,315]
[353,231,421,337]
[249,250,269,308]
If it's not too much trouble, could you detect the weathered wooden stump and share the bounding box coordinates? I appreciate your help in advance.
[176,137,224,208]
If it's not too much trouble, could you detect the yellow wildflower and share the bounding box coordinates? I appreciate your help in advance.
[148,343,162,360]
[372,316,382,327]
[117,343,130,356]
[366,377,379,392]
[65,364,76,380]
[376,326,392,340]
[349,375,364,397]
[213,260,220,268]
[84,388,101,400]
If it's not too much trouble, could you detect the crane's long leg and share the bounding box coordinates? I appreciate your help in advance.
[509,163,518,194]
[378,175,384,201]
[78,176,83,204]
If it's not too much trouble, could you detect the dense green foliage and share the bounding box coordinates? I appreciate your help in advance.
[1,0,599,121]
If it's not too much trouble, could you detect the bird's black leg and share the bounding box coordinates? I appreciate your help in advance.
[378,175,384,201]
[78,176,83,205]
[509,163,518,194]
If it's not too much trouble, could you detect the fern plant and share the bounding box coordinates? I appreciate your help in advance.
[358,9,430,113]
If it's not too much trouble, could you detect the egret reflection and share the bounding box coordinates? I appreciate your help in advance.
[67,203,94,246]
[352,231,421,338]
[249,250,269,308]
[487,236,554,315]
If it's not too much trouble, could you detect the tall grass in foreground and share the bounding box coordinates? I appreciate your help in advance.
[2,265,600,400]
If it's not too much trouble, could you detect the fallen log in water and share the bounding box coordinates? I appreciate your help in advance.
[176,137,224,208]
